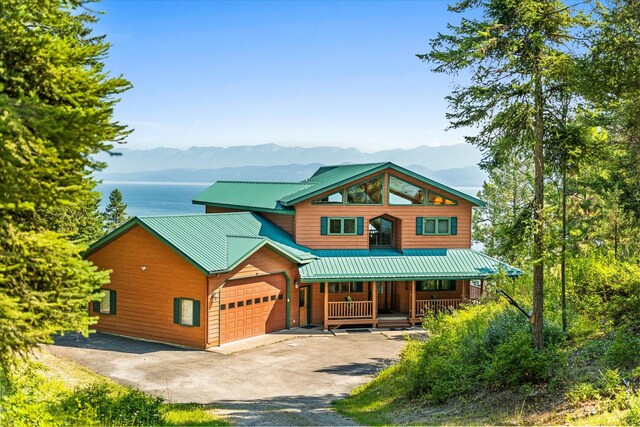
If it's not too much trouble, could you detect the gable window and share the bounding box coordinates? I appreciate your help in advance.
[313,191,344,204]
[328,217,357,235]
[173,298,200,327]
[329,282,364,293]
[428,191,457,206]
[346,175,383,204]
[93,289,116,315]
[424,218,451,235]
[416,280,456,291]
[388,175,425,205]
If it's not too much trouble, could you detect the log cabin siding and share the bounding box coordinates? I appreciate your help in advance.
[87,226,207,349]
[293,169,473,249]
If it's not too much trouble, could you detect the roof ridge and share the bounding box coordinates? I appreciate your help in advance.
[215,180,315,185]
[138,212,253,219]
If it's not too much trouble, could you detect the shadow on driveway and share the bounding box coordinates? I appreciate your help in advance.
[314,357,392,376]
[54,332,191,355]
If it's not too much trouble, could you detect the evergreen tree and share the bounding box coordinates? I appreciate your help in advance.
[0,0,131,364]
[420,0,589,348]
[104,189,129,233]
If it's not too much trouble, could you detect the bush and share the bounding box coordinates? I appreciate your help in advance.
[605,331,640,370]
[62,382,163,426]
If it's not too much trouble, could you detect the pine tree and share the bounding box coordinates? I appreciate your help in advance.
[0,0,131,364]
[104,189,129,233]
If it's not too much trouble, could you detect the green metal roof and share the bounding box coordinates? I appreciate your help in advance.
[84,213,316,275]
[192,181,313,214]
[192,162,485,211]
[298,248,522,282]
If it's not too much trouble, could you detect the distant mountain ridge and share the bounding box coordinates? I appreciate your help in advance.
[96,143,482,174]
[97,163,487,189]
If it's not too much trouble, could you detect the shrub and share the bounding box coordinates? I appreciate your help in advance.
[624,394,640,426]
[605,331,640,370]
[62,382,163,426]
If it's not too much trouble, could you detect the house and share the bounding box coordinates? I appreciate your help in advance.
[85,162,521,348]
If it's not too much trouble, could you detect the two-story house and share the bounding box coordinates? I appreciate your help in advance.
[85,162,520,348]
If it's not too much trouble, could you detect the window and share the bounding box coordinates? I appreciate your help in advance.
[229,302,236,309]
[313,191,344,204]
[328,282,364,293]
[428,192,457,205]
[246,299,252,306]
[220,304,226,310]
[93,289,116,315]
[388,175,425,205]
[174,298,200,327]
[416,280,456,291]
[270,294,276,301]
[237,300,244,307]
[328,217,357,235]
[254,298,261,304]
[347,175,383,204]
[369,217,394,247]
[423,218,451,235]
[262,296,269,303]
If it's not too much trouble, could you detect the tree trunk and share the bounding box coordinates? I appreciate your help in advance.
[532,70,545,349]
[561,169,567,332]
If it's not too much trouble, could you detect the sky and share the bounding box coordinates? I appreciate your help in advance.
[94,0,471,152]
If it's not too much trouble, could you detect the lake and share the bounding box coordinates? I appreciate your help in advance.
[96,182,483,217]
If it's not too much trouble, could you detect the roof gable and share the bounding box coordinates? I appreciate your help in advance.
[84,213,316,275]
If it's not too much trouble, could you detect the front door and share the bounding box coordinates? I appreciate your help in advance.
[376,282,393,311]
[299,287,309,326]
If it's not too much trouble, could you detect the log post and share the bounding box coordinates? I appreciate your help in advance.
[371,281,378,327]
[323,282,329,331]
[410,280,416,325]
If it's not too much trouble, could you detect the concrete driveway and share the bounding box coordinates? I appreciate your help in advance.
[50,330,411,425]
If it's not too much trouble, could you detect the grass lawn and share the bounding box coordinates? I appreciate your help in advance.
[0,349,229,427]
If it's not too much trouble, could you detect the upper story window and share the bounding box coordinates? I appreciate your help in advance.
[388,175,425,205]
[428,191,457,206]
[329,217,357,235]
[424,217,451,235]
[313,191,343,204]
[346,175,383,205]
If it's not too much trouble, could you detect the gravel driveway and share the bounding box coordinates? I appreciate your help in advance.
[50,330,409,425]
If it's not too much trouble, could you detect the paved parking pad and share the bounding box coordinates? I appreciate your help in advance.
[50,331,410,425]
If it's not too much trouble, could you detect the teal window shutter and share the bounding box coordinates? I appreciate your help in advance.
[173,298,181,324]
[192,300,200,327]
[320,283,325,293]
[356,217,364,235]
[416,217,423,235]
[451,217,458,235]
[320,217,328,235]
[93,301,100,313]
[109,290,117,315]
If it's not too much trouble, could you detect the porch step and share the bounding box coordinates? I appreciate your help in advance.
[377,317,411,329]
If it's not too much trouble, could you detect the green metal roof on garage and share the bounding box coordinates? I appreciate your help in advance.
[298,248,522,282]
[84,212,316,275]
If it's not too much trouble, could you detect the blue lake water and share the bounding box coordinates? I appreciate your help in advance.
[96,182,483,218]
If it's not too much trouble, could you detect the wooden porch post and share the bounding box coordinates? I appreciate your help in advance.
[371,281,378,327]
[323,282,329,331]
[462,280,467,300]
[410,280,416,325]
[480,279,485,296]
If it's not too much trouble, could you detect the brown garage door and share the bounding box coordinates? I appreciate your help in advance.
[219,275,286,344]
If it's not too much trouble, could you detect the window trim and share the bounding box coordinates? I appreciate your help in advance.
[327,217,358,235]
[95,289,116,315]
[422,217,452,235]
[427,191,458,206]
[174,297,200,327]
[387,175,426,206]
[345,174,385,206]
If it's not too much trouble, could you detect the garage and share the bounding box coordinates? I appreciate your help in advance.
[219,274,287,344]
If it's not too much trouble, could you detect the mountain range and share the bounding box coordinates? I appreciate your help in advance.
[95,143,486,188]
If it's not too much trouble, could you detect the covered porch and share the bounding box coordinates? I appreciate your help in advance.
[297,248,521,330]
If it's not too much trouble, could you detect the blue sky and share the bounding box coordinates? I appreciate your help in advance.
[94,1,469,152]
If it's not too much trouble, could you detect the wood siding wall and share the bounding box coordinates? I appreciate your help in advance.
[293,169,473,249]
[206,246,300,347]
[87,226,207,349]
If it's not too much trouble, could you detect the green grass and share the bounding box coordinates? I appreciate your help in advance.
[0,350,229,427]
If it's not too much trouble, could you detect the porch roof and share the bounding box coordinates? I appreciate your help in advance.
[299,248,522,282]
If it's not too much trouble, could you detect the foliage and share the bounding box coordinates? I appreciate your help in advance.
[0,0,130,365]
[104,188,129,233]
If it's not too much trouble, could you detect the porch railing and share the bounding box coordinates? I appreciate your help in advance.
[415,299,463,316]
[328,301,373,319]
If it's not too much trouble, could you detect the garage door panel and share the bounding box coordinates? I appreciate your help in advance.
[219,276,286,344]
